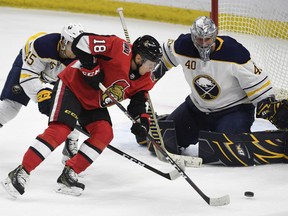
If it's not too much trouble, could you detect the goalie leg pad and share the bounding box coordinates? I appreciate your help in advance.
[199,130,287,166]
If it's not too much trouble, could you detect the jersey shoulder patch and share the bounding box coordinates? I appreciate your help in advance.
[33,33,61,60]
[174,33,199,58]
[211,36,251,64]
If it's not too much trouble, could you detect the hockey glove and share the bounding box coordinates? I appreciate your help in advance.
[81,63,104,90]
[37,88,52,116]
[72,36,96,70]
[131,114,150,139]
[256,97,288,129]
[39,71,56,84]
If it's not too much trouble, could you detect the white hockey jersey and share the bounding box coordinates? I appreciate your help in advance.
[20,32,74,102]
[162,34,274,113]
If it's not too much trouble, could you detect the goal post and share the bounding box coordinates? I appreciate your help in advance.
[211,0,288,99]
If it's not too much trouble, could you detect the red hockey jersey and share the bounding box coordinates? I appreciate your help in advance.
[58,34,155,110]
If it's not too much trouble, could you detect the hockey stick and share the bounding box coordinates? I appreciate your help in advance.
[116,8,202,167]
[116,8,131,43]
[99,82,230,206]
[51,79,179,180]
[74,125,180,180]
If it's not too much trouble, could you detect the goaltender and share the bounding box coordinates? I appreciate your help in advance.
[149,16,288,166]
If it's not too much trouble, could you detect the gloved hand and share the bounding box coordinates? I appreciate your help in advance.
[81,62,104,90]
[256,97,278,121]
[37,88,52,116]
[72,37,96,70]
[130,114,150,139]
[256,97,288,129]
[81,62,101,77]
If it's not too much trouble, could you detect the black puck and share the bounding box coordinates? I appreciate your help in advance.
[244,191,254,197]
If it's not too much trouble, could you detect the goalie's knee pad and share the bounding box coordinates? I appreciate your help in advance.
[158,119,179,154]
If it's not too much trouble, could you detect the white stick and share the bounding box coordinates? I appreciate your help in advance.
[115,7,202,168]
[116,8,131,43]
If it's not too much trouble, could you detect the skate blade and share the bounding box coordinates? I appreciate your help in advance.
[1,177,20,199]
[55,183,83,196]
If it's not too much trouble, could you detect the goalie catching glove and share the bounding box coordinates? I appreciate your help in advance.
[131,113,150,138]
[37,87,52,116]
[256,97,288,129]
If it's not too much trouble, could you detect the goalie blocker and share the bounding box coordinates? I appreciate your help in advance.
[140,117,287,166]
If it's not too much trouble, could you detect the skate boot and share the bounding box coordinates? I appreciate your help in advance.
[56,166,85,196]
[1,165,30,198]
[62,138,78,164]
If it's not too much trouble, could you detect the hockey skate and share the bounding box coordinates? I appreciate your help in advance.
[1,165,30,198]
[56,166,85,196]
[62,138,78,164]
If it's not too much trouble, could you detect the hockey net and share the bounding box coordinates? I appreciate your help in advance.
[214,0,288,99]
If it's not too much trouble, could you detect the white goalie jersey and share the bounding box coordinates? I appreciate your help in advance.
[19,32,74,102]
[162,34,274,113]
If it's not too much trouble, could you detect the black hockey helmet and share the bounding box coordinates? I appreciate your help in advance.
[132,35,162,62]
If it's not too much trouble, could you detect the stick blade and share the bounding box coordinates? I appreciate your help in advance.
[209,194,230,206]
[168,169,181,180]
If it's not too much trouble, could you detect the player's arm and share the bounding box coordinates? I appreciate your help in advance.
[127,91,150,139]
[20,41,51,103]
[234,58,274,104]
[71,33,106,90]
[20,34,55,115]
[153,39,179,81]
[234,59,288,129]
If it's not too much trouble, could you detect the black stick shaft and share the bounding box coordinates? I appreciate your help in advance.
[98,83,230,206]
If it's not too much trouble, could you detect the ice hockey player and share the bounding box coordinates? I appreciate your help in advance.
[1,33,162,197]
[149,16,288,166]
[0,23,84,163]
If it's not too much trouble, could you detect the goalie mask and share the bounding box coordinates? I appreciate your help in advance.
[61,23,85,51]
[190,16,217,62]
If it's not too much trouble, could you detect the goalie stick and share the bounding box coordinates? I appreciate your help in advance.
[116,7,202,168]
[99,82,230,206]
[74,125,180,181]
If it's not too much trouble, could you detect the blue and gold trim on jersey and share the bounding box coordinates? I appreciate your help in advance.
[24,32,46,59]
[173,33,251,64]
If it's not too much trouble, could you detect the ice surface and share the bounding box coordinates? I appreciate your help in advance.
[0,7,287,216]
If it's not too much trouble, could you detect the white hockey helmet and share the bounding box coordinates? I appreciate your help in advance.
[190,16,217,62]
[61,23,84,49]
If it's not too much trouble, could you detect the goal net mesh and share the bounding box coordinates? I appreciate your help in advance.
[217,0,288,99]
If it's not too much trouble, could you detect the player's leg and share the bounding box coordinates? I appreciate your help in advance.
[0,51,30,127]
[57,108,113,195]
[165,96,201,152]
[64,108,113,173]
[198,130,287,166]
[214,104,255,133]
[0,99,22,127]
[197,104,256,166]
[62,129,80,164]
[1,80,80,196]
